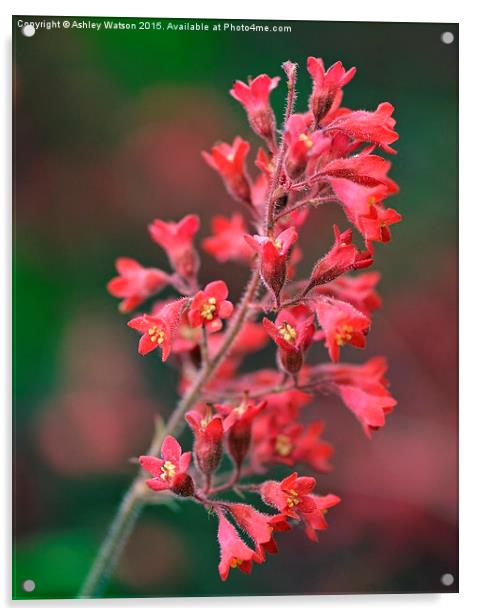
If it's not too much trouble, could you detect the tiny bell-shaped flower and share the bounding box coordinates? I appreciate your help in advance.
[314,297,371,362]
[107,257,170,313]
[230,74,280,151]
[149,214,200,282]
[302,225,373,296]
[217,509,257,581]
[127,297,188,361]
[185,407,224,477]
[263,305,315,375]
[245,227,298,308]
[139,435,195,497]
[202,137,252,204]
[307,57,356,127]
[188,280,234,333]
[216,398,267,470]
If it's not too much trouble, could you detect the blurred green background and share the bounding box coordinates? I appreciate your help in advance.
[13,16,458,599]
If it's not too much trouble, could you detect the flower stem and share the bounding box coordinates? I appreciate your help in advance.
[78,267,261,598]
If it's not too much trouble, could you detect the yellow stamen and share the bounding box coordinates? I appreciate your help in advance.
[275,434,293,457]
[148,325,165,345]
[230,558,243,568]
[286,489,301,509]
[335,324,353,346]
[278,321,297,343]
[160,460,176,481]
[200,297,217,321]
[226,153,234,162]
[299,132,313,149]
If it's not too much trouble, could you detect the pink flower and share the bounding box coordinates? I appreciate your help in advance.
[188,280,234,333]
[202,137,251,203]
[284,113,330,179]
[307,57,356,125]
[148,214,200,281]
[139,435,194,497]
[230,74,280,149]
[324,102,399,154]
[303,225,373,295]
[329,177,401,248]
[245,227,298,307]
[261,472,340,542]
[227,503,281,561]
[320,153,399,195]
[217,510,257,581]
[301,493,341,542]
[252,418,333,474]
[127,298,188,360]
[263,305,315,375]
[107,257,170,313]
[311,357,397,436]
[261,472,317,520]
[202,214,253,264]
[315,297,371,362]
[185,408,224,476]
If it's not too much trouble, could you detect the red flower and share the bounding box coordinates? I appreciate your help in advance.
[185,408,224,476]
[217,509,257,581]
[307,57,356,126]
[149,214,200,281]
[107,257,170,313]
[252,418,333,474]
[315,297,371,362]
[202,213,254,264]
[311,357,397,436]
[301,493,341,542]
[202,137,251,203]
[303,225,372,295]
[329,177,401,248]
[324,102,399,154]
[230,74,280,149]
[284,113,330,179]
[316,272,382,315]
[227,503,283,561]
[139,435,194,497]
[127,298,188,361]
[188,280,234,333]
[320,153,399,194]
[263,305,315,374]
[216,399,267,469]
[261,472,317,520]
[245,227,298,307]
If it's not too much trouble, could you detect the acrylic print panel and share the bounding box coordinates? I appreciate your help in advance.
[13,16,458,599]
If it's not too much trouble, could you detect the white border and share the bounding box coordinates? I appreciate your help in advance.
[3,0,476,613]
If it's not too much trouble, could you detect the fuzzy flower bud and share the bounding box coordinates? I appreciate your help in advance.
[186,409,224,476]
[244,227,298,308]
[230,74,280,150]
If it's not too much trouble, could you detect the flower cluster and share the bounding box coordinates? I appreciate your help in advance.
[108,56,400,581]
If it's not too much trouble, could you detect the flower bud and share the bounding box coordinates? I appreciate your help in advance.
[171,472,196,498]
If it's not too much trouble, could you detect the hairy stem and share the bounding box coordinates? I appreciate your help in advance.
[79,267,261,598]
[79,64,295,599]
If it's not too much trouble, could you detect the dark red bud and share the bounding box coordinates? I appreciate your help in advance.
[227,421,252,469]
[193,418,224,475]
[171,472,195,498]
[279,347,303,375]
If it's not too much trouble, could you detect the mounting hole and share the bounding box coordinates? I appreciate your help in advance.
[441,31,454,45]
[22,24,36,37]
[22,579,35,592]
[441,573,454,587]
